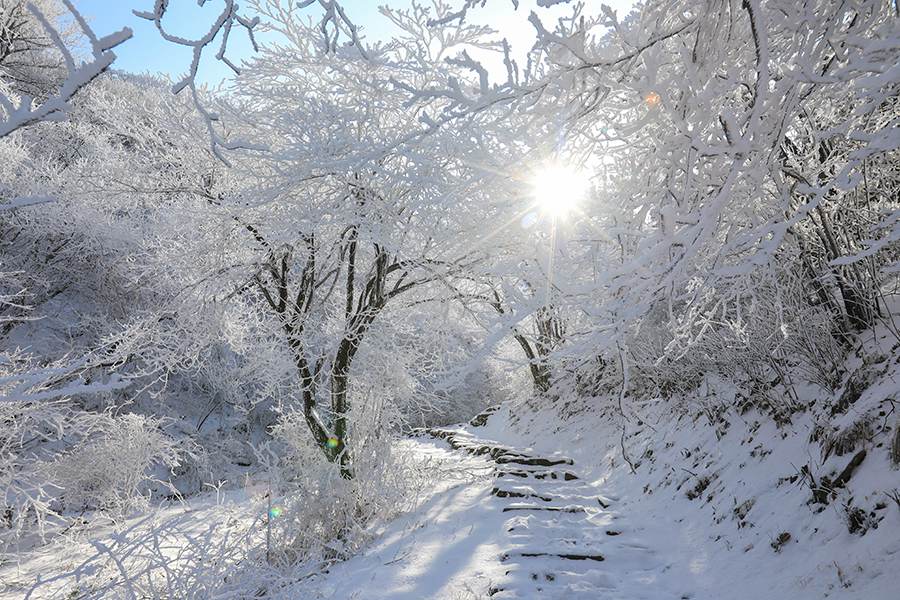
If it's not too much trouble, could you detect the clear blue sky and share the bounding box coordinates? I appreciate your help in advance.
[74,1,636,86]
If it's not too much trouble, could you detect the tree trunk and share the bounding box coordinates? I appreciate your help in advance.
[513,332,551,395]
[331,338,354,479]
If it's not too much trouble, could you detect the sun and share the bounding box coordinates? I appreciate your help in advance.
[531,164,590,218]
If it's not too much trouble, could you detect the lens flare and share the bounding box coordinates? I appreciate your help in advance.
[521,211,539,229]
[269,506,283,519]
[325,437,340,449]
[645,91,661,107]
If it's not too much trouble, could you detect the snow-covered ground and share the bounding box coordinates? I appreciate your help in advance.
[3,415,897,599]
[4,328,897,599]
[473,406,899,600]
[472,336,900,599]
[0,439,499,599]
[0,433,695,599]
[282,432,694,600]
[0,487,261,599]
[287,325,900,600]
[277,437,504,599]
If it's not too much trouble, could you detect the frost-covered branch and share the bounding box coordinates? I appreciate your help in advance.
[134,0,373,162]
[0,0,132,137]
[134,0,263,162]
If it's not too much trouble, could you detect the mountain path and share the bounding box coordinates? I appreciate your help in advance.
[418,425,675,600]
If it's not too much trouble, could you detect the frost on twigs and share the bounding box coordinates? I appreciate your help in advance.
[0,0,132,137]
[398,2,628,127]
[134,0,264,163]
[135,0,367,163]
[424,0,576,27]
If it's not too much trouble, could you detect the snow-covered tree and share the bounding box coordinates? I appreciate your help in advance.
[0,0,130,138]
[410,0,899,410]
[195,2,520,477]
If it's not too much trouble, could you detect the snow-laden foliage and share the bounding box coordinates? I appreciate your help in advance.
[0,0,897,597]
[44,413,181,515]
[0,396,182,554]
[0,0,130,138]
[409,0,900,414]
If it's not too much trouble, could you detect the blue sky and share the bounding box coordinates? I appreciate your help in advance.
[74,0,403,85]
[74,1,636,86]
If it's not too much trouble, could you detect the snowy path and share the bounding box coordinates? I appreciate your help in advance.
[427,428,672,600]
[295,428,681,600]
[3,431,686,599]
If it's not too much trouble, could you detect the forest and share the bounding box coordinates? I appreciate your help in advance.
[0,0,898,598]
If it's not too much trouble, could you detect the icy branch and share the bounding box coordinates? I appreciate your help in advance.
[134,0,262,162]
[0,0,132,138]
[425,0,569,26]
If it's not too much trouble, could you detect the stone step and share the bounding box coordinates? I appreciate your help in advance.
[492,487,555,502]
[490,566,617,600]
[501,536,610,556]
[496,468,580,481]
[496,455,574,467]
[501,550,605,562]
[502,504,589,514]
[469,404,500,427]
[493,484,610,508]
[505,528,623,546]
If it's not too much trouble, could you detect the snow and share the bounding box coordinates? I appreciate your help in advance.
[0,196,55,212]
[245,430,697,599]
[267,325,899,600]
[4,365,898,599]
[0,488,258,599]
[473,341,900,599]
[283,439,502,599]
[2,1,898,598]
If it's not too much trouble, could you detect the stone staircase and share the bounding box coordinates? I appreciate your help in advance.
[415,424,658,599]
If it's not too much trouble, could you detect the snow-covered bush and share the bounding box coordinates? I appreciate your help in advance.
[0,394,180,555]
[625,266,848,412]
[262,404,436,569]
[46,413,181,517]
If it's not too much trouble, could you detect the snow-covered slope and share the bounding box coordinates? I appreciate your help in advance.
[4,317,897,599]
[264,327,900,600]
[477,330,900,599]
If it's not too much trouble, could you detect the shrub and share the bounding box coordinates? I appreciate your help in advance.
[47,413,181,517]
